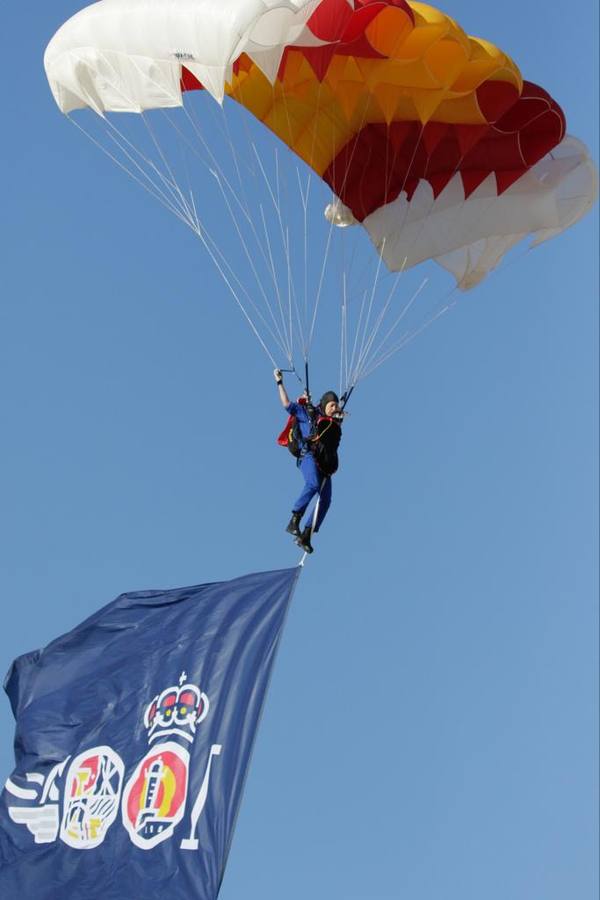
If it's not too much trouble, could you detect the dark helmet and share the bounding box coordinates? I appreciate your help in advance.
[319,391,339,410]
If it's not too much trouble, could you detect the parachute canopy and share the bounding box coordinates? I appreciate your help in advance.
[45,0,596,291]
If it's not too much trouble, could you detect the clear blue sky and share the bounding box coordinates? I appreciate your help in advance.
[1,2,598,898]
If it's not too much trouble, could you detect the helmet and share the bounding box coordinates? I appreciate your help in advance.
[319,391,339,410]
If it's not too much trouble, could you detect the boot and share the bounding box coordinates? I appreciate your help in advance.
[285,511,302,537]
[295,526,314,554]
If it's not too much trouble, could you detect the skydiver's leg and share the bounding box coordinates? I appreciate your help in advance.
[301,459,331,532]
[291,454,320,517]
[296,465,330,553]
[313,475,332,532]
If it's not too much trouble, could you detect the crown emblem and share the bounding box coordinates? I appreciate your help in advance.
[143,672,209,745]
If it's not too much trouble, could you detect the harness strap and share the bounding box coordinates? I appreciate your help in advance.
[311,417,334,442]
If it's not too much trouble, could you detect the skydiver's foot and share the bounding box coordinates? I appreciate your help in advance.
[295,527,314,554]
[285,511,302,537]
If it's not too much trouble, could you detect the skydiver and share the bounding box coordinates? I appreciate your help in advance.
[274,368,342,554]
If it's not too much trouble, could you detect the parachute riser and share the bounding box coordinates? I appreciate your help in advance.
[340,385,354,411]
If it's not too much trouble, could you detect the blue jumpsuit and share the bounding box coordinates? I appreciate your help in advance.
[286,401,332,533]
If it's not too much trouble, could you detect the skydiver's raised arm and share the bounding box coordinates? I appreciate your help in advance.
[274,369,290,409]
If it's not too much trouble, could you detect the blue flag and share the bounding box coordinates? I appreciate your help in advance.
[0,566,300,899]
